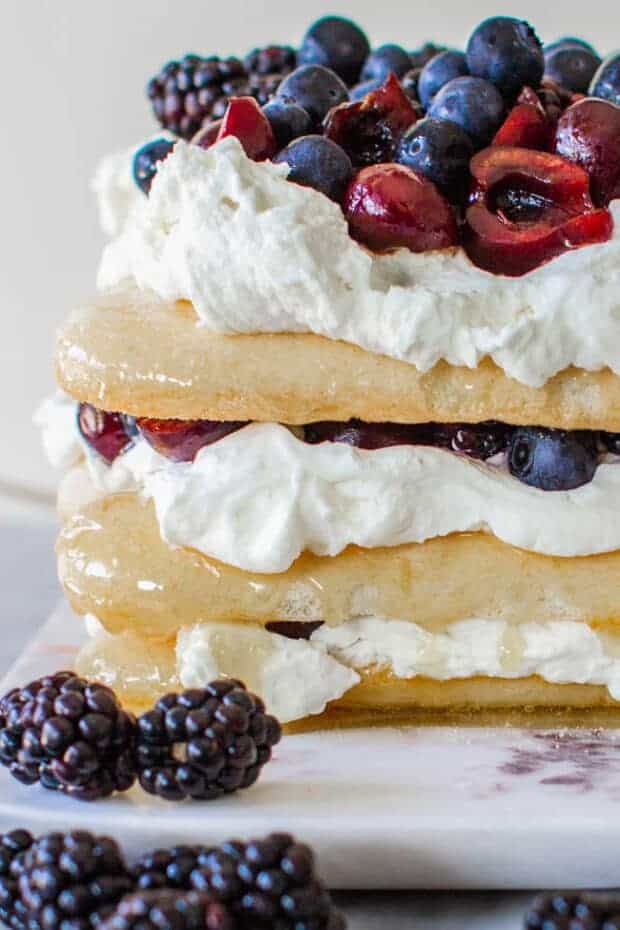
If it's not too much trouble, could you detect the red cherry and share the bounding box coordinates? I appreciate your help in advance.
[344,163,458,253]
[464,146,612,276]
[555,97,620,206]
[493,103,550,151]
[192,120,223,150]
[215,97,276,161]
[324,73,419,166]
[305,420,433,449]
[78,404,133,465]
[137,419,247,462]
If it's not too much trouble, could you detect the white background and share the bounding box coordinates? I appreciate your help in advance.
[1,0,616,499]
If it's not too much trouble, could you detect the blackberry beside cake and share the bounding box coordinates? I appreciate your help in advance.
[39,14,620,725]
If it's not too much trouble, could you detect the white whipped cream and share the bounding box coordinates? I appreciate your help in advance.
[173,616,620,721]
[33,392,82,471]
[98,137,620,388]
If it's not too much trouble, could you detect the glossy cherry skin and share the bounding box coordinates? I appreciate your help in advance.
[137,419,247,462]
[493,102,550,150]
[555,97,620,206]
[78,404,134,465]
[344,163,458,253]
[215,96,276,160]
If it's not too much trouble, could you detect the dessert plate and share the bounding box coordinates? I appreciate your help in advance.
[1,604,620,890]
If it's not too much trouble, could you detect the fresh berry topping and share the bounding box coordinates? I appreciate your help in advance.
[428,76,505,149]
[299,16,370,86]
[466,16,544,99]
[263,99,312,149]
[555,97,620,205]
[133,847,206,892]
[78,404,134,465]
[244,45,297,78]
[432,421,511,459]
[137,419,247,463]
[135,681,281,802]
[215,97,276,160]
[361,44,412,82]
[100,889,233,930]
[189,833,345,930]
[492,101,550,150]
[400,68,422,101]
[304,420,432,449]
[602,433,620,455]
[133,139,175,195]
[0,671,137,801]
[274,136,352,201]
[544,45,602,94]
[276,64,349,127]
[0,829,33,930]
[265,621,324,640]
[464,146,613,276]
[323,74,419,166]
[192,120,223,150]
[545,37,598,56]
[345,163,458,253]
[508,427,598,491]
[147,56,247,139]
[417,50,469,109]
[409,43,446,70]
[396,117,473,203]
[349,78,383,101]
[535,77,575,125]
[525,892,620,930]
[15,831,133,930]
[590,52,620,107]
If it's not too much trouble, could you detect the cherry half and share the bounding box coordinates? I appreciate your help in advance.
[137,419,248,462]
[493,100,550,151]
[215,96,276,161]
[78,404,135,465]
[555,97,620,206]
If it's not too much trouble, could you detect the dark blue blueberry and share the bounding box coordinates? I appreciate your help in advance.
[263,99,312,149]
[544,36,597,56]
[395,117,473,202]
[349,78,384,101]
[466,16,544,99]
[544,45,601,93]
[428,76,504,149]
[361,44,412,82]
[132,139,175,194]
[276,65,349,126]
[298,16,370,85]
[273,135,352,201]
[418,50,469,109]
[590,52,620,107]
[409,43,446,70]
[508,428,599,491]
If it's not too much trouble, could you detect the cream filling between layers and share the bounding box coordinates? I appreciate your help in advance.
[97,137,620,388]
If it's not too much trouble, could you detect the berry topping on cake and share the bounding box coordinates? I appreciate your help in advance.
[324,74,419,166]
[137,419,247,463]
[428,76,505,149]
[274,136,353,201]
[544,43,602,94]
[525,892,620,930]
[244,45,297,78]
[276,65,349,127]
[0,671,137,801]
[466,16,544,99]
[464,146,613,276]
[344,163,458,253]
[396,117,473,202]
[417,50,469,109]
[263,99,312,148]
[555,97,620,206]
[0,829,33,930]
[78,404,135,465]
[304,420,431,449]
[133,139,176,194]
[492,101,550,151]
[360,44,413,82]
[508,427,599,490]
[100,889,233,930]
[433,421,511,459]
[215,97,276,161]
[135,681,281,802]
[590,52,620,106]
[409,43,447,70]
[602,433,620,454]
[299,16,370,85]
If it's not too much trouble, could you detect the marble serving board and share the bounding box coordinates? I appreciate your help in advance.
[1,603,620,890]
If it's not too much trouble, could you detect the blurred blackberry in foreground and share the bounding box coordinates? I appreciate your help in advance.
[0,829,33,929]
[0,671,136,801]
[133,846,206,892]
[135,681,281,802]
[244,45,297,77]
[100,889,233,930]
[524,891,620,930]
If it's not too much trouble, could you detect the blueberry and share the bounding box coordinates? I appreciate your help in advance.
[298,16,370,85]
[276,65,349,126]
[361,44,412,82]
[544,45,601,94]
[428,76,504,149]
[508,428,599,491]
[132,138,175,194]
[274,135,352,201]
[544,36,597,56]
[467,16,544,99]
[409,43,446,70]
[263,99,312,149]
[349,78,384,101]
[590,52,620,107]
[395,117,473,203]
[418,50,469,109]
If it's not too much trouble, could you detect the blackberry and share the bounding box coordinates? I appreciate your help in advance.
[524,892,620,930]
[132,846,206,892]
[409,43,446,71]
[15,831,133,930]
[100,890,233,930]
[135,681,281,802]
[244,45,297,77]
[0,829,33,929]
[0,671,137,801]
[147,55,248,139]
[190,833,345,930]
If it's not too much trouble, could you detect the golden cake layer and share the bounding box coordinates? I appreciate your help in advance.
[56,295,620,429]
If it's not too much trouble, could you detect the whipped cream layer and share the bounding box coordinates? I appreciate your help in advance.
[175,616,620,721]
[97,137,620,388]
[41,395,620,571]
